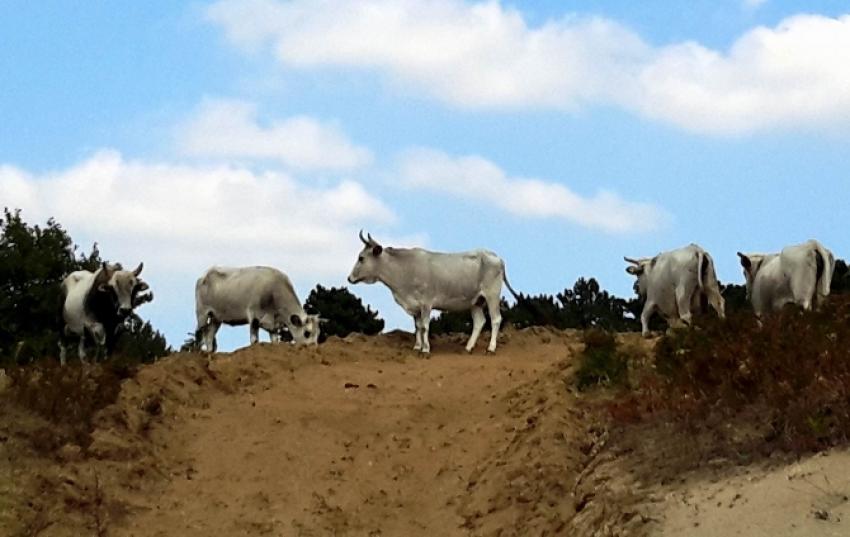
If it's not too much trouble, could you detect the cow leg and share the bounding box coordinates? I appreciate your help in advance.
[466,306,486,353]
[249,318,260,345]
[90,324,107,363]
[675,285,694,328]
[640,302,656,338]
[412,314,423,351]
[790,269,817,311]
[201,319,220,354]
[486,299,502,353]
[418,308,433,355]
[413,307,433,355]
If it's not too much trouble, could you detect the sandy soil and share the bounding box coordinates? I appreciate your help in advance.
[2,328,849,536]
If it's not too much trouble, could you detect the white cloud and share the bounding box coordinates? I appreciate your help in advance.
[0,150,393,279]
[636,14,850,134]
[397,148,667,233]
[206,0,850,134]
[177,98,373,170]
[206,0,647,109]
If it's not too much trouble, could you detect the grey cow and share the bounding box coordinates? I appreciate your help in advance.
[737,239,835,318]
[625,243,725,337]
[195,266,320,353]
[347,231,519,354]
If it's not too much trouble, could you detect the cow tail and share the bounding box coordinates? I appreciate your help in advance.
[696,250,706,292]
[814,241,835,298]
[501,262,521,301]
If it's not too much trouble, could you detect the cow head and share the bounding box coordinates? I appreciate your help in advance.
[97,261,146,316]
[624,256,652,297]
[283,313,324,346]
[347,230,384,285]
[737,252,768,299]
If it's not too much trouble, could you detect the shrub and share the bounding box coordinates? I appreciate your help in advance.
[575,329,629,391]
[646,296,850,452]
[304,285,384,342]
[5,360,136,450]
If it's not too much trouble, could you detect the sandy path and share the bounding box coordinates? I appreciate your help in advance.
[116,336,564,536]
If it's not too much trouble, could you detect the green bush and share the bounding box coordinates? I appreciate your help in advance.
[575,328,629,391]
[304,285,384,342]
[0,208,169,365]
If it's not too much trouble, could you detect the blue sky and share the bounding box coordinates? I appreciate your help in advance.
[2,0,850,350]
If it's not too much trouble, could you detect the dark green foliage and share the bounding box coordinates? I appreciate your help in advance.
[575,328,629,391]
[112,314,169,364]
[0,208,169,365]
[557,277,640,331]
[304,285,384,342]
[0,209,79,362]
[721,282,750,314]
[505,293,565,329]
[646,296,850,452]
[180,332,199,352]
[831,259,850,294]
[430,277,641,335]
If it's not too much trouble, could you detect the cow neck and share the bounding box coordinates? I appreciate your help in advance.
[376,248,408,290]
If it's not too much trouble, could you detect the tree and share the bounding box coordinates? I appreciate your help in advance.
[304,285,384,342]
[558,277,640,331]
[721,282,750,314]
[0,208,170,364]
[831,259,850,295]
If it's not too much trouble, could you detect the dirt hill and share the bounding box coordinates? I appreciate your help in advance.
[2,328,849,536]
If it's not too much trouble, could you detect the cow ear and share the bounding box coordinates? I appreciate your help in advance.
[290,314,303,327]
[372,245,383,256]
[737,252,751,270]
[626,265,642,275]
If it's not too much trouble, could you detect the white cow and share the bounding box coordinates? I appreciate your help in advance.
[737,239,835,318]
[625,244,725,337]
[60,262,151,364]
[347,231,519,354]
[194,266,320,353]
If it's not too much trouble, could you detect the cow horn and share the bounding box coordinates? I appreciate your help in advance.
[133,262,143,276]
[367,232,378,246]
[624,256,640,265]
[359,229,369,246]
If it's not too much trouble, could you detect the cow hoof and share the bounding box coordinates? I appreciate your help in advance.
[642,332,653,339]
[486,349,496,355]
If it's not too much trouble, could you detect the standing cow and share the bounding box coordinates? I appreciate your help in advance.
[60,262,152,364]
[737,239,835,318]
[347,231,519,354]
[625,243,725,337]
[194,266,320,353]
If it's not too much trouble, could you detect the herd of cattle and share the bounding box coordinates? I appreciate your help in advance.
[58,231,836,363]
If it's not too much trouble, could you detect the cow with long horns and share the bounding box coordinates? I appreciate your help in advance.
[59,261,152,364]
[348,231,520,354]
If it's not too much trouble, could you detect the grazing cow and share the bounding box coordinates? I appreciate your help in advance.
[625,244,725,337]
[194,266,320,353]
[737,239,835,318]
[60,262,151,364]
[347,231,519,354]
